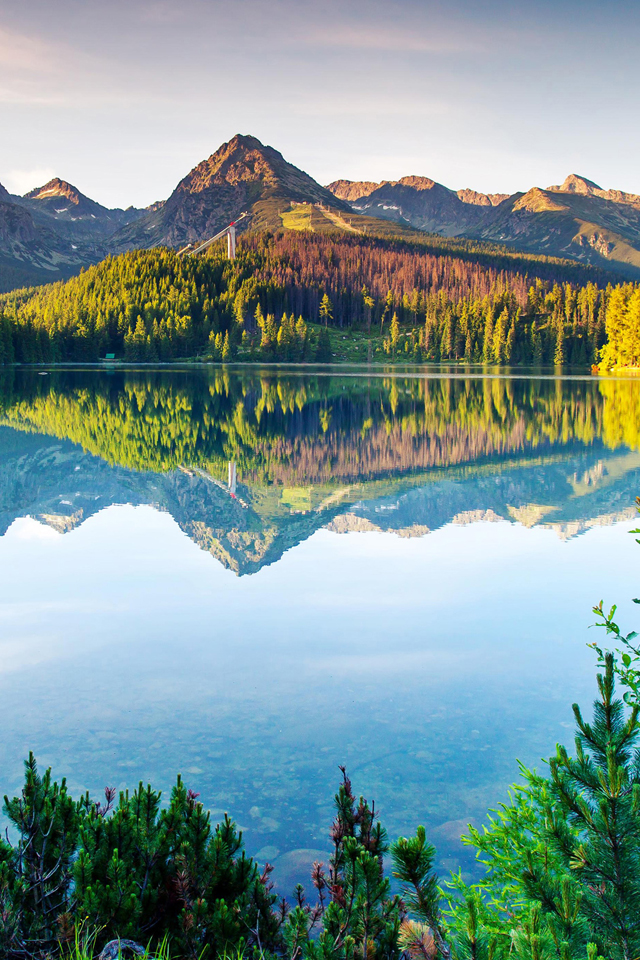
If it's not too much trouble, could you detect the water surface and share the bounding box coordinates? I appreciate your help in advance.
[0,367,638,890]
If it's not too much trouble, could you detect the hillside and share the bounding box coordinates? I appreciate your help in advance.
[0,232,620,365]
[328,172,640,276]
[471,182,640,275]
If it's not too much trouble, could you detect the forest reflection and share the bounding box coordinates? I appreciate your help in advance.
[0,369,638,575]
[0,368,638,480]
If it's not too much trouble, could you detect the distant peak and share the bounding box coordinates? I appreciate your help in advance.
[326,180,386,201]
[548,174,602,195]
[0,181,10,201]
[396,175,439,191]
[513,187,569,213]
[24,178,84,204]
[457,188,509,207]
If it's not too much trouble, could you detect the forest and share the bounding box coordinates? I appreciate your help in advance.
[0,232,637,367]
[1,586,640,960]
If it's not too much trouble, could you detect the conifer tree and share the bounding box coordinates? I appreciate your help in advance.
[1,754,80,953]
[319,293,333,328]
[390,312,400,355]
[315,326,332,362]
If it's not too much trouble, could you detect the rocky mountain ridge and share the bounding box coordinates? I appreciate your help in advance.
[328,176,508,208]
[20,177,144,231]
[3,135,640,291]
[327,171,640,275]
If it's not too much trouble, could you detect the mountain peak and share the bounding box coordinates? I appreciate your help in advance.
[178,134,296,195]
[24,177,87,204]
[171,134,347,209]
[396,175,439,191]
[113,134,351,250]
[0,181,10,201]
[548,174,602,196]
[513,187,569,213]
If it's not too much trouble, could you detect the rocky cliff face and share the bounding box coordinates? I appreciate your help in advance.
[0,197,90,292]
[456,188,508,207]
[335,176,489,236]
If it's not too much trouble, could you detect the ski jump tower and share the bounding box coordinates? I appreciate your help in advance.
[178,211,248,260]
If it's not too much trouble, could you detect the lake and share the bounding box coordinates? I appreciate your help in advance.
[0,365,638,893]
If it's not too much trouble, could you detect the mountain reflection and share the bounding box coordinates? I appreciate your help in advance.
[0,368,638,575]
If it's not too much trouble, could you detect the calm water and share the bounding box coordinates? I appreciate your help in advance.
[0,366,639,891]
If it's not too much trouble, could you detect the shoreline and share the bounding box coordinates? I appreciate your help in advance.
[2,359,636,381]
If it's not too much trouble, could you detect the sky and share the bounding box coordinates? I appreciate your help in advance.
[1,0,639,209]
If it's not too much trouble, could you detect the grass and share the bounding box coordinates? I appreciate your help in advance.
[60,929,176,960]
[279,205,314,231]
[305,322,418,364]
[232,322,435,365]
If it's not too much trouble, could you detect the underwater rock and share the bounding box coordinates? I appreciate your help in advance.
[272,847,327,895]
[255,844,280,861]
[430,818,480,844]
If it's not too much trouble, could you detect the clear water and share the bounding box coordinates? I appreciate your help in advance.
[0,366,639,893]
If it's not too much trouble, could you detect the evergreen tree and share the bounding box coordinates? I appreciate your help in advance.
[319,293,333,328]
[390,312,400,355]
[315,326,332,362]
[554,321,565,366]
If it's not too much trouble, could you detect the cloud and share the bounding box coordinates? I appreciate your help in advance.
[4,168,56,195]
[0,26,58,73]
[306,23,481,53]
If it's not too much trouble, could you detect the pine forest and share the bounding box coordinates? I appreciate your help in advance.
[0,232,638,368]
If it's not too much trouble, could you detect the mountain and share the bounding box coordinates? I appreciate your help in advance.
[470,183,640,274]
[326,175,508,236]
[110,134,357,250]
[2,368,640,574]
[327,172,640,276]
[4,136,640,293]
[0,196,90,292]
[0,177,146,291]
[1,415,638,576]
[18,177,144,239]
[547,173,640,205]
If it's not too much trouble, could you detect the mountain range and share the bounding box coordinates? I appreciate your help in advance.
[2,134,640,292]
